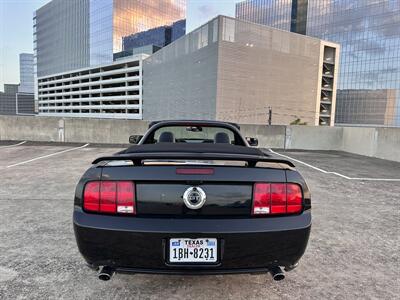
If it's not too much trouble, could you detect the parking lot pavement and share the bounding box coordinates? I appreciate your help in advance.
[272,149,400,179]
[0,144,399,299]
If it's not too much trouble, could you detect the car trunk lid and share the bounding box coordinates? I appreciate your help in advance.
[100,164,288,217]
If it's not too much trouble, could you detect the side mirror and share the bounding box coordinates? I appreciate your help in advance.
[246,137,258,146]
[129,135,143,144]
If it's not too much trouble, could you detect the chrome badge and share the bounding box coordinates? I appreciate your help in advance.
[183,187,206,210]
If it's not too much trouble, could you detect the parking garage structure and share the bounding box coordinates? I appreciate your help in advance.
[37,54,148,119]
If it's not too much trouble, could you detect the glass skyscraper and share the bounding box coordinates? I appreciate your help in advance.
[34,0,186,73]
[236,0,293,31]
[90,0,186,66]
[122,19,186,51]
[18,53,34,94]
[236,0,400,126]
[34,0,90,77]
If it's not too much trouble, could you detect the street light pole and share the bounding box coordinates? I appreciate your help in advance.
[268,106,272,125]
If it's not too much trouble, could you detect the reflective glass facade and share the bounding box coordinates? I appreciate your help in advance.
[89,0,114,66]
[236,0,400,126]
[123,26,171,50]
[122,19,186,51]
[307,0,400,126]
[90,0,186,66]
[35,0,90,77]
[34,0,90,112]
[235,0,292,31]
[19,53,34,94]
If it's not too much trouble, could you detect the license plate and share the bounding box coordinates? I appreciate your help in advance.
[169,238,217,263]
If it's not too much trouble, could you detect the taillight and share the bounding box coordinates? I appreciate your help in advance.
[83,181,135,215]
[100,181,117,213]
[83,182,100,212]
[252,183,303,216]
[286,184,302,213]
[271,183,286,214]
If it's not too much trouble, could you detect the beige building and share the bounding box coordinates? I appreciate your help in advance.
[143,16,340,126]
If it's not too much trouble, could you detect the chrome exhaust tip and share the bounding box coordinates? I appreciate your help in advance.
[270,266,285,281]
[98,266,114,281]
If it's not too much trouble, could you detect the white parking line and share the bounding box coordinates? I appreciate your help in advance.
[5,143,89,168]
[268,149,400,182]
[0,141,26,149]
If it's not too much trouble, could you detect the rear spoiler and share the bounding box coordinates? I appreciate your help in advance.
[92,152,295,168]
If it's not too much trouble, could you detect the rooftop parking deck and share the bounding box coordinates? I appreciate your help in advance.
[0,142,399,299]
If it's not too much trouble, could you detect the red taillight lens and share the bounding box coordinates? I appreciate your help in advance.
[252,183,303,216]
[83,182,100,212]
[271,183,286,214]
[100,181,117,213]
[83,181,135,215]
[286,183,302,213]
[252,183,271,215]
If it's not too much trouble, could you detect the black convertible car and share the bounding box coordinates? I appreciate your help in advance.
[73,120,311,281]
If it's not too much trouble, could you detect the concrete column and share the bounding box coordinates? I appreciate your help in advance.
[58,119,65,142]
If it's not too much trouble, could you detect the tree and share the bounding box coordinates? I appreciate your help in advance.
[290,118,307,125]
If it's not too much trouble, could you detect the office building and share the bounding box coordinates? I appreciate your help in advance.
[18,54,34,94]
[143,16,339,126]
[0,84,35,115]
[0,53,35,115]
[34,0,186,74]
[34,0,186,117]
[0,85,19,115]
[122,19,186,51]
[37,55,147,119]
[34,0,90,77]
[114,45,161,61]
[90,0,186,66]
[171,19,186,42]
[235,0,400,126]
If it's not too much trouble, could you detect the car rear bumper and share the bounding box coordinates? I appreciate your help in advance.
[73,208,311,274]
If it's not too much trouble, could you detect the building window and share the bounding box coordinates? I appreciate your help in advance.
[212,18,218,43]
[222,18,235,42]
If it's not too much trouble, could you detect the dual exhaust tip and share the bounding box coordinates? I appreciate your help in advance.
[98,266,114,281]
[270,266,285,281]
[97,265,286,281]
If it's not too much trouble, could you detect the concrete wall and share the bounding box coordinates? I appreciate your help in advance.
[0,115,148,144]
[375,128,400,161]
[0,115,399,162]
[285,126,343,150]
[240,124,285,148]
[284,126,400,162]
[0,115,60,141]
[342,127,377,157]
[63,118,149,144]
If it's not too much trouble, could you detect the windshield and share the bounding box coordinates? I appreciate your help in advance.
[143,125,243,145]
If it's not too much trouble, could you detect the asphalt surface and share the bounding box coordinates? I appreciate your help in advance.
[0,142,399,299]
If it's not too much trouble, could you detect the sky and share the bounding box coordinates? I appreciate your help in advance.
[0,0,241,91]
